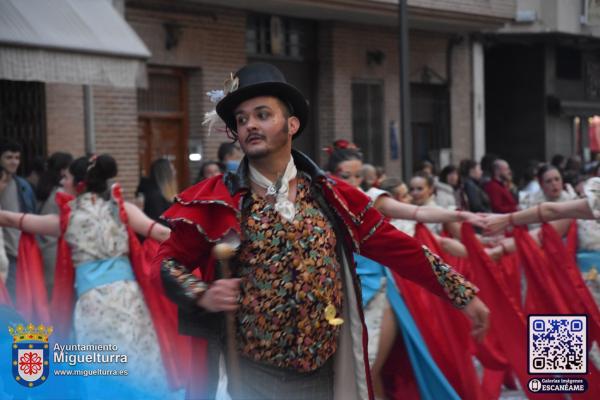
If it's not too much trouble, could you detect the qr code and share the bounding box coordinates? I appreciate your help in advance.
[528,315,587,374]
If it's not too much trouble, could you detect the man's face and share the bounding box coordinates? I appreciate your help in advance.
[497,161,512,181]
[234,96,299,160]
[0,151,20,175]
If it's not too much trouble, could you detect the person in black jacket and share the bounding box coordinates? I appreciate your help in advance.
[459,159,491,213]
[136,158,177,222]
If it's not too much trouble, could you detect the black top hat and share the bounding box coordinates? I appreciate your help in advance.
[216,63,309,138]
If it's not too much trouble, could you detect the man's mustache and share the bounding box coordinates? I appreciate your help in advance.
[245,133,265,143]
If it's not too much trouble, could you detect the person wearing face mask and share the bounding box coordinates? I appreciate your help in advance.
[218,142,243,173]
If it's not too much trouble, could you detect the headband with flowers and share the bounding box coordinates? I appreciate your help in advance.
[322,139,359,155]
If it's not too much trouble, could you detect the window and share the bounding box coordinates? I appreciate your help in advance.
[352,82,384,164]
[0,80,46,175]
[246,14,307,60]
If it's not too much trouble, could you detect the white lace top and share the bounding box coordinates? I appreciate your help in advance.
[584,178,600,219]
[579,178,600,251]
[64,193,129,265]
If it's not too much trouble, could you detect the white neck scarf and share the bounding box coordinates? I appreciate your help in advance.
[248,157,297,222]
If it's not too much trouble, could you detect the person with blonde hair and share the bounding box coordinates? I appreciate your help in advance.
[137,158,177,222]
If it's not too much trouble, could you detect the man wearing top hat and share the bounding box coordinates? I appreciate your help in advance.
[157,63,489,400]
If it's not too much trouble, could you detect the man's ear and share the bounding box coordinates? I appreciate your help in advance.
[288,116,300,137]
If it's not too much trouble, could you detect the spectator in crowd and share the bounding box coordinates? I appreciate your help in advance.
[196,160,224,183]
[459,159,490,213]
[218,142,243,172]
[437,165,463,210]
[415,159,435,178]
[519,160,541,201]
[483,159,518,213]
[25,156,46,190]
[480,153,498,185]
[565,155,582,175]
[360,163,378,191]
[375,166,387,187]
[0,140,36,298]
[136,158,177,222]
[378,177,412,204]
[36,151,73,297]
[551,154,567,174]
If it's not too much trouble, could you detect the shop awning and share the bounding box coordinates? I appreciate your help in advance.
[0,0,151,88]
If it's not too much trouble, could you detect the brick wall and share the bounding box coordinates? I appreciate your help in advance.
[450,37,472,164]
[329,22,402,175]
[92,86,139,199]
[46,83,85,157]
[327,22,472,176]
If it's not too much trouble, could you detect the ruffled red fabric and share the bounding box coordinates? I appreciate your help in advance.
[394,223,483,400]
[513,227,571,315]
[539,223,600,398]
[16,233,50,323]
[462,224,564,400]
[540,223,600,343]
[162,175,243,242]
[112,185,191,389]
[381,332,421,400]
[49,191,75,340]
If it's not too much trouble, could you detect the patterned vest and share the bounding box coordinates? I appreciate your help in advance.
[235,176,344,372]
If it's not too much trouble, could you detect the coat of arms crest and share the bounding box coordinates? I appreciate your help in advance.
[9,323,53,388]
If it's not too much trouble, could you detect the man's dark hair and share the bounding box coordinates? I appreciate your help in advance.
[37,152,73,202]
[458,159,477,177]
[551,154,565,170]
[0,139,21,156]
[440,165,458,185]
[480,153,498,177]
[217,142,239,163]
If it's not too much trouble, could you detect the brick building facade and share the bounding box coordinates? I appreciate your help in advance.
[6,0,516,199]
